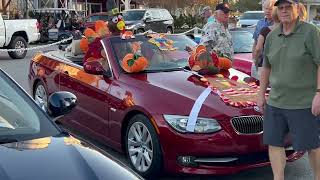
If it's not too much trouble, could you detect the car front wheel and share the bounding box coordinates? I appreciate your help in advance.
[33,81,48,111]
[125,114,162,178]
[8,36,27,59]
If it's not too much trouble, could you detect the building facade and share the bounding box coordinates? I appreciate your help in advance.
[30,0,140,15]
[302,0,320,22]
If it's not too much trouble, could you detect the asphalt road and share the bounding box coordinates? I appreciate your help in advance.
[0,45,313,180]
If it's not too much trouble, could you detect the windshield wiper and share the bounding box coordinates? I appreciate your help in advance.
[0,137,19,144]
[235,51,252,53]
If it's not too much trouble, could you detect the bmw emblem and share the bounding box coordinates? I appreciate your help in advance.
[254,106,260,112]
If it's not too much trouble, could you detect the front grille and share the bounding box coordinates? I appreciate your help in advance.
[231,116,263,134]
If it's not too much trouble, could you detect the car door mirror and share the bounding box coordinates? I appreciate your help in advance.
[47,91,77,119]
[144,17,151,22]
[84,61,105,75]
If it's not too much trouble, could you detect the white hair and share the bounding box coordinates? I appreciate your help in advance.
[263,0,275,9]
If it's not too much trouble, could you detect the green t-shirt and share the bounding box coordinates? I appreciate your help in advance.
[263,20,320,109]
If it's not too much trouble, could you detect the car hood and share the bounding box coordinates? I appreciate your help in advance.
[121,69,260,119]
[234,53,253,62]
[125,20,143,26]
[0,136,141,180]
[239,19,259,25]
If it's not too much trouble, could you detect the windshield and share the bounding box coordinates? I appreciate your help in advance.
[0,71,60,143]
[230,31,253,53]
[240,12,264,20]
[123,10,146,21]
[110,35,197,72]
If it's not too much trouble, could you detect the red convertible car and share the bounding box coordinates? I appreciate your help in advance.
[28,34,302,177]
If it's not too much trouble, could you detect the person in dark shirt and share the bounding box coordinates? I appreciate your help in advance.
[252,7,280,79]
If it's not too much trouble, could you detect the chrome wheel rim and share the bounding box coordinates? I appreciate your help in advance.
[34,84,47,111]
[128,122,153,172]
[15,41,26,56]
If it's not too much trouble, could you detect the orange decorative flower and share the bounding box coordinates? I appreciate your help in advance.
[84,28,98,42]
[80,38,89,53]
[95,20,110,37]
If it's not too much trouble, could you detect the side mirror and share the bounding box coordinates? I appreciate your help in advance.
[47,91,77,119]
[144,17,151,22]
[84,61,104,75]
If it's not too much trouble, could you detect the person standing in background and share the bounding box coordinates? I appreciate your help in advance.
[252,7,280,79]
[200,3,234,60]
[251,0,275,79]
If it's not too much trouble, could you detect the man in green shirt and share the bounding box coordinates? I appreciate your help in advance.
[258,0,320,180]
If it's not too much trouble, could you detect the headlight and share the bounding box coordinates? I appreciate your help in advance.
[163,115,222,133]
[236,22,241,28]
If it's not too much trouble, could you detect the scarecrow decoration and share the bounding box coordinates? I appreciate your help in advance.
[187,45,232,75]
[79,0,136,67]
[186,45,266,108]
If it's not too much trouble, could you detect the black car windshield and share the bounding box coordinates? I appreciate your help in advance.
[123,10,146,21]
[230,31,254,53]
[0,70,60,143]
[110,35,197,72]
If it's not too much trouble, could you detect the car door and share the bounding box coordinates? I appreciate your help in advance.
[149,10,163,32]
[59,61,112,141]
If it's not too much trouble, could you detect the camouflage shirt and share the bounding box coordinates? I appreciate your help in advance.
[200,21,234,60]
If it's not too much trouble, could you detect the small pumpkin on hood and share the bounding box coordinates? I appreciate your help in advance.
[122,53,149,73]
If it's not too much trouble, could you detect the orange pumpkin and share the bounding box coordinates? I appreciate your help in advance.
[80,38,89,53]
[218,57,232,70]
[122,53,148,73]
[195,45,206,53]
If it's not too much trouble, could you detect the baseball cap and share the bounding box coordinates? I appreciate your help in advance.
[200,6,211,17]
[274,0,299,6]
[216,3,232,13]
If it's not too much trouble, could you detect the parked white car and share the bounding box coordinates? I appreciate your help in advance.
[237,11,264,28]
[0,14,40,59]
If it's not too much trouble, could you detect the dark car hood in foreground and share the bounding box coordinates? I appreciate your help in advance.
[120,69,260,118]
[0,136,141,180]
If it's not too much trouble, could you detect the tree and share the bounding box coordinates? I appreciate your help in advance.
[1,0,13,14]
[234,0,261,13]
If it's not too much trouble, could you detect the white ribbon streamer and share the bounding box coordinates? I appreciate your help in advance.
[186,87,212,132]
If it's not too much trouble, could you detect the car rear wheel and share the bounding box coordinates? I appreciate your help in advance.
[125,114,162,178]
[33,81,48,111]
[8,36,27,59]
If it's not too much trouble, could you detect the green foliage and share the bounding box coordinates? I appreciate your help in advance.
[173,14,185,29]
[173,13,203,29]
[234,0,261,13]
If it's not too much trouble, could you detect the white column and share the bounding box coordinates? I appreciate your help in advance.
[69,0,72,9]
[34,0,39,8]
[54,0,58,8]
